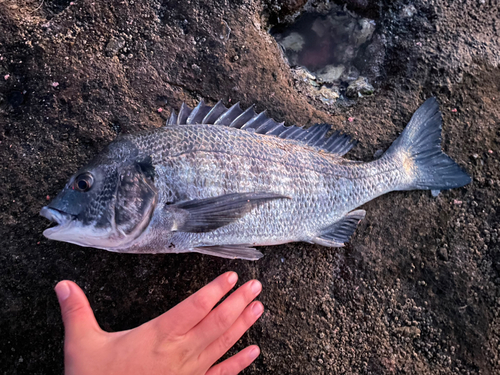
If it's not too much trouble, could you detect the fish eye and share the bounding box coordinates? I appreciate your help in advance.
[74,172,94,192]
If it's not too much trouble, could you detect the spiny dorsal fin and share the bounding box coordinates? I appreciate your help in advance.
[203,101,228,124]
[214,102,243,125]
[186,100,211,124]
[229,105,257,129]
[177,103,192,125]
[165,101,357,156]
[167,110,177,126]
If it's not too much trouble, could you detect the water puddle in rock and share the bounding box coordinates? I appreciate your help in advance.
[271,5,383,104]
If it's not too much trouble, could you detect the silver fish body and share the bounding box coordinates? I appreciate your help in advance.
[41,98,470,260]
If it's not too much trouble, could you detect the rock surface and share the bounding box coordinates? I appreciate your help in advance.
[1,0,499,373]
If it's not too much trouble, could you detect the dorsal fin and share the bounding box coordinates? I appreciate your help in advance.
[165,101,357,157]
[202,101,228,124]
[186,100,212,124]
[167,110,177,126]
[177,103,192,125]
[214,102,243,125]
[230,105,258,129]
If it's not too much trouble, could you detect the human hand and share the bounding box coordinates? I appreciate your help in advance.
[55,272,263,375]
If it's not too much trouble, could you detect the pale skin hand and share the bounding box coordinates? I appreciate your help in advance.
[55,272,263,375]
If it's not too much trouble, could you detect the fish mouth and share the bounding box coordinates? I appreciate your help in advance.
[40,206,75,238]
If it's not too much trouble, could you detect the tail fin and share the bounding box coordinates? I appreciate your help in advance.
[385,98,471,190]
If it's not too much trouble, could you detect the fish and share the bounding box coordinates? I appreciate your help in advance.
[40,97,471,260]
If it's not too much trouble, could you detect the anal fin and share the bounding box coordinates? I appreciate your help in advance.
[193,245,263,260]
[313,210,366,247]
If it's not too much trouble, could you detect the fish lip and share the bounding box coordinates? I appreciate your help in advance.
[40,207,74,237]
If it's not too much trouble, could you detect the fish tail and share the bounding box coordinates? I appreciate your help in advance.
[384,97,471,191]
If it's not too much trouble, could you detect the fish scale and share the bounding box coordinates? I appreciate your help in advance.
[40,98,470,260]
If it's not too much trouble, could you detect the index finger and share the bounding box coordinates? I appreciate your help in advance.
[155,271,238,336]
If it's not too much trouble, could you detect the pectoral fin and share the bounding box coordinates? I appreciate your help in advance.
[313,210,366,247]
[167,192,289,233]
[193,245,264,260]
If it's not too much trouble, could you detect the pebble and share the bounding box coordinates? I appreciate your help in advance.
[105,37,126,56]
[191,64,201,74]
[346,77,374,98]
[438,247,449,261]
[401,4,417,18]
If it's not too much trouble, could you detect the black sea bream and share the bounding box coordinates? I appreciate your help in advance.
[40,98,470,260]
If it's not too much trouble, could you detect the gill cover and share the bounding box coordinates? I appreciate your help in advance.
[115,158,157,239]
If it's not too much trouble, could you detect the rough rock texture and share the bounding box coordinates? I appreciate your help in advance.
[1,0,499,373]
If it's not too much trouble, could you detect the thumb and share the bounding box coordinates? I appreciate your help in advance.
[55,280,102,341]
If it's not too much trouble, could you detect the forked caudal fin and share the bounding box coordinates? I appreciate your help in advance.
[384,98,471,191]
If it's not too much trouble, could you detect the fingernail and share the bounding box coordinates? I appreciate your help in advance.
[227,272,238,285]
[55,281,71,302]
[251,280,262,295]
[249,346,260,360]
[252,302,264,316]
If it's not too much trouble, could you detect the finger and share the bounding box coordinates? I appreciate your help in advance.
[200,301,263,366]
[155,272,238,336]
[205,345,260,375]
[55,280,101,342]
[189,280,262,350]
